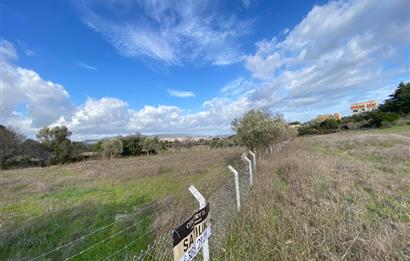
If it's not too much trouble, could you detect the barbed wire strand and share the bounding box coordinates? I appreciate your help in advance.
[64,220,144,260]
[102,228,153,261]
[29,204,157,261]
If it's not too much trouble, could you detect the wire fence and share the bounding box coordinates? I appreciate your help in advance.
[28,141,287,261]
[131,141,288,260]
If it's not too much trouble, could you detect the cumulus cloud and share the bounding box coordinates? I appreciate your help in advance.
[1,40,75,131]
[2,0,409,138]
[244,0,410,112]
[1,40,250,138]
[167,89,195,98]
[77,0,251,66]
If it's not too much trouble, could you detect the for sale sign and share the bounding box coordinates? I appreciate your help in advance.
[172,203,211,261]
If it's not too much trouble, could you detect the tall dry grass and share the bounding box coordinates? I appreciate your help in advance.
[216,131,409,260]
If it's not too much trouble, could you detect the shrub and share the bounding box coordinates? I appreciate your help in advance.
[232,109,293,150]
[101,138,123,159]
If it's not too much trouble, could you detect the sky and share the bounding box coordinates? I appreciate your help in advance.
[1,0,409,140]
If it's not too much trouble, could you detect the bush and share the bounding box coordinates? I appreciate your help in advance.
[232,109,293,150]
[101,138,123,159]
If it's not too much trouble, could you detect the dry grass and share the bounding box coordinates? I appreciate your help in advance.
[0,147,242,260]
[217,126,410,260]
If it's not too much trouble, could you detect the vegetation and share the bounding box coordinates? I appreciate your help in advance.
[216,125,410,260]
[231,109,295,150]
[37,126,74,164]
[380,82,410,115]
[101,138,123,159]
[298,82,410,135]
[0,148,242,260]
[0,126,50,169]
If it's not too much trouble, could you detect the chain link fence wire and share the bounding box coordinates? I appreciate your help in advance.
[52,142,287,261]
[130,154,256,261]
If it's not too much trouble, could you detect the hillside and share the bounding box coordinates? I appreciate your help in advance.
[216,125,410,260]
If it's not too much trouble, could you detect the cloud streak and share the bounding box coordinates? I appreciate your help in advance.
[167,89,195,98]
[76,61,97,70]
[77,0,251,66]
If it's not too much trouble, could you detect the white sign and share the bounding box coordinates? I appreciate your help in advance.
[173,203,211,261]
[180,225,211,261]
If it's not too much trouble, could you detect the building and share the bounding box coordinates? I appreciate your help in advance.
[316,113,342,122]
[350,100,379,115]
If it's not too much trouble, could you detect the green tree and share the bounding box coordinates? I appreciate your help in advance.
[319,119,339,130]
[101,138,123,159]
[143,137,164,155]
[0,125,24,168]
[36,126,72,163]
[380,82,410,115]
[232,109,291,150]
[121,135,144,156]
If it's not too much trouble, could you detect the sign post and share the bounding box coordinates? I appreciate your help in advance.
[243,156,253,186]
[228,165,241,212]
[172,201,211,261]
[188,185,209,261]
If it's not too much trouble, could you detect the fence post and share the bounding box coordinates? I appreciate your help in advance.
[270,145,273,154]
[188,185,209,261]
[249,150,256,177]
[228,165,241,212]
[249,151,256,176]
[243,156,253,186]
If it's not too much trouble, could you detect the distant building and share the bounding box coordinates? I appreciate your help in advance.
[350,100,379,115]
[316,113,342,122]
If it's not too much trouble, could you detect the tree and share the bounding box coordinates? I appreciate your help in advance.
[319,119,339,130]
[143,137,163,155]
[380,82,410,115]
[0,125,24,168]
[121,135,144,156]
[101,138,123,159]
[36,126,72,163]
[232,109,291,150]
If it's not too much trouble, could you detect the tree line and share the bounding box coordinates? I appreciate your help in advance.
[298,82,410,135]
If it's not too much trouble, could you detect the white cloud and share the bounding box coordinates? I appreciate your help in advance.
[1,42,74,129]
[3,0,410,139]
[244,0,410,113]
[167,89,195,98]
[220,77,255,97]
[1,40,249,138]
[63,97,129,135]
[77,0,251,66]
[0,40,18,60]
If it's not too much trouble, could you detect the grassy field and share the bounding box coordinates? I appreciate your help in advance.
[0,148,242,260]
[216,126,410,260]
[1,126,409,260]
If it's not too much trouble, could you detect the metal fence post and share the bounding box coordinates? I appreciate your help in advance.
[188,185,209,261]
[228,165,241,212]
[243,156,253,186]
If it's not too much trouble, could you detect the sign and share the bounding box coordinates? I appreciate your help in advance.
[172,203,211,261]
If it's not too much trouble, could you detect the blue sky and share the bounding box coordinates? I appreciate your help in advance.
[1,0,409,139]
